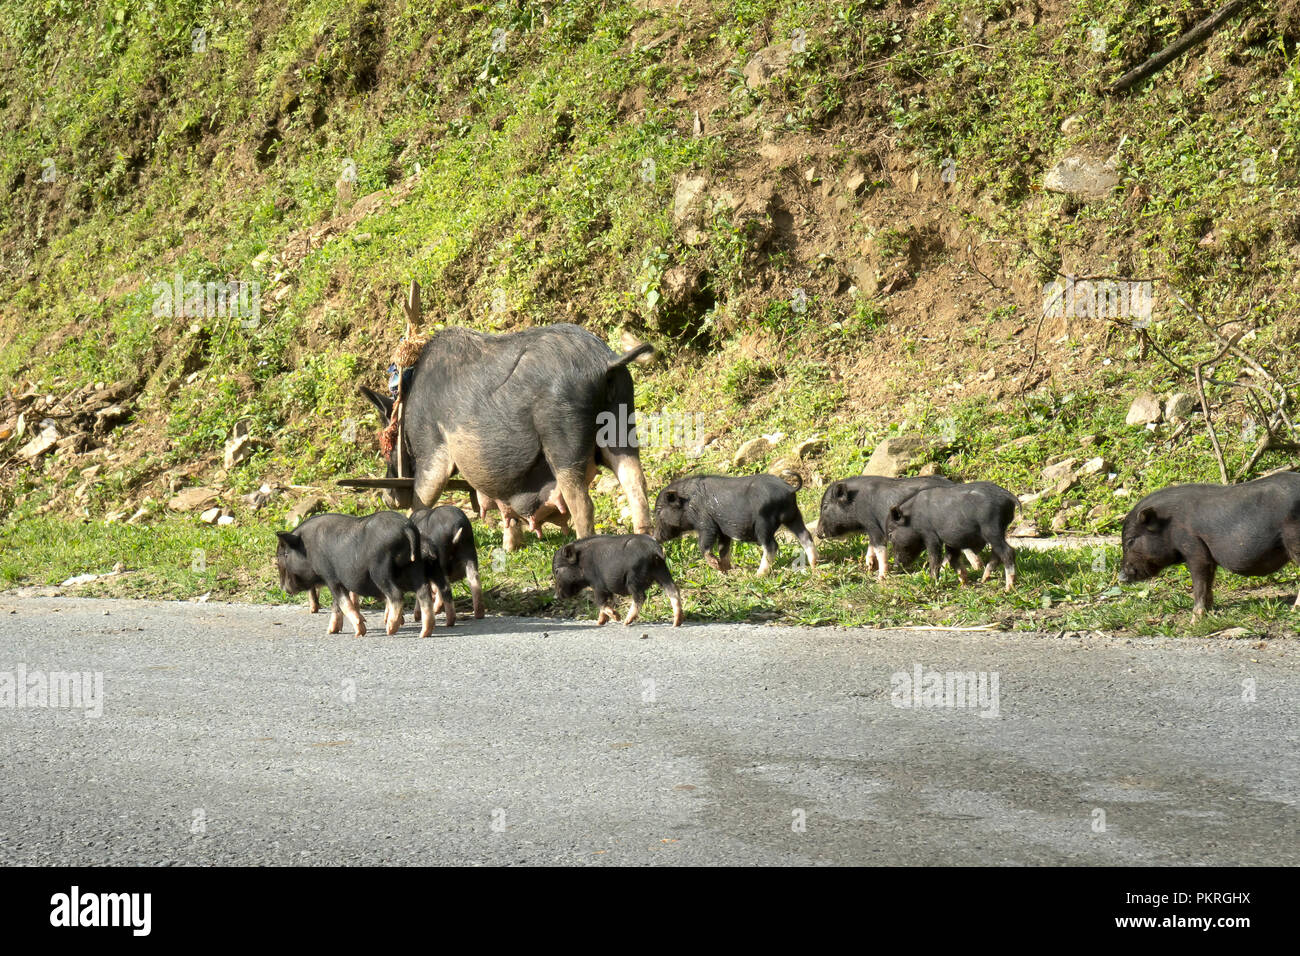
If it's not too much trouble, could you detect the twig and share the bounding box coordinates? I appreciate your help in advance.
[1107,0,1253,95]
[1194,363,1229,483]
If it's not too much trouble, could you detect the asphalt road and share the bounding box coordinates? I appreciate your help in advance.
[1,595,1296,865]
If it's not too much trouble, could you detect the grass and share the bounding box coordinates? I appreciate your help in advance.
[2,507,1297,639]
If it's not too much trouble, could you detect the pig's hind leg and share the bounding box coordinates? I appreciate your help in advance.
[308,587,321,613]
[592,587,617,626]
[465,559,486,618]
[984,526,1018,591]
[785,513,818,570]
[650,560,684,627]
[417,579,440,636]
[754,517,780,576]
[622,585,644,626]
[1281,513,1300,608]
[370,565,406,635]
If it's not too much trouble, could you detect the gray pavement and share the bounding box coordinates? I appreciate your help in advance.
[0,596,1296,865]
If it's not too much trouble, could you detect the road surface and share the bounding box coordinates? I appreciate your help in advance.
[1,596,1296,865]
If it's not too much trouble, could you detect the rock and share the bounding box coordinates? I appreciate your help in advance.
[733,436,773,467]
[243,484,275,511]
[1060,114,1085,135]
[794,436,827,459]
[863,436,934,477]
[918,462,939,477]
[1050,509,1076,532]
[1079,456,1111,476]
[1010,520,1040,537]
[1086,503,1111,521]
[168,486,220,512]
[286,497,324,527]
[1216,627,1253,640]
[1041,458,1077,482]
[1165,392,1198,421]
[1043,154,1120,200]
[1125,393,1162,427]
[224,434,255,470]
[217,514,236,526]
[94,403,130,429]
[742,42,794,89]
[18,425,59,461]
[672,175,708,224]
[200,507,222,524]
[842,170,867,196]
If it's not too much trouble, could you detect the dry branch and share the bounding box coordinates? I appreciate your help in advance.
[1107,0,1254,95]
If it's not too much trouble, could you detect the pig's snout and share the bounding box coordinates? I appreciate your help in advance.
[1117,568,1131,583]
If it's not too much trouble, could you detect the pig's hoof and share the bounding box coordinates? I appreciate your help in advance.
[473,607,485,619]
[419,623,434,638]
[354,622,367,637]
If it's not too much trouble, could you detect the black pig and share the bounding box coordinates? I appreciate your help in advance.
[654,474,817,575]
[815,475,974,579]
[552,534,683,626]
[275,511,443,636]
[359,324,654,539]
[887,482,1018,589]
[411,505,485,623]
[1118,472,1300,617]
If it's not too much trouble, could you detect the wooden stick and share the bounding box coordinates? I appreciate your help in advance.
[1107,0,1253,95]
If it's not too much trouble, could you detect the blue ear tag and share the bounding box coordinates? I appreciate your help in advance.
[387,363,401,398]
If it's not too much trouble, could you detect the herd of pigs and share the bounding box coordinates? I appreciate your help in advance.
[274,323,1300,632]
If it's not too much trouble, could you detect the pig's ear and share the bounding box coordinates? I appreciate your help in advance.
[559,543,580,565]
[1137,507,1164,531]
[662,490,683,506]
[359,386,393,426]
[888,505,908,526]
[832,483,849,501]
[276,530,304,551]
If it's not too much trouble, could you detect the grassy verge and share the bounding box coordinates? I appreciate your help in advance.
[3,511,1295,639]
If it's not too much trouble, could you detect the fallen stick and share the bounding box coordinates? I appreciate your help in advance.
[1107,0,1253,95]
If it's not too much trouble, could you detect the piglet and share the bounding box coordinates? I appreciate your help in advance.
[552,534,683,626]
[887,482,1019,590]
[654,474,816,575]
[275,511,441,636]
[411,505,485,622]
